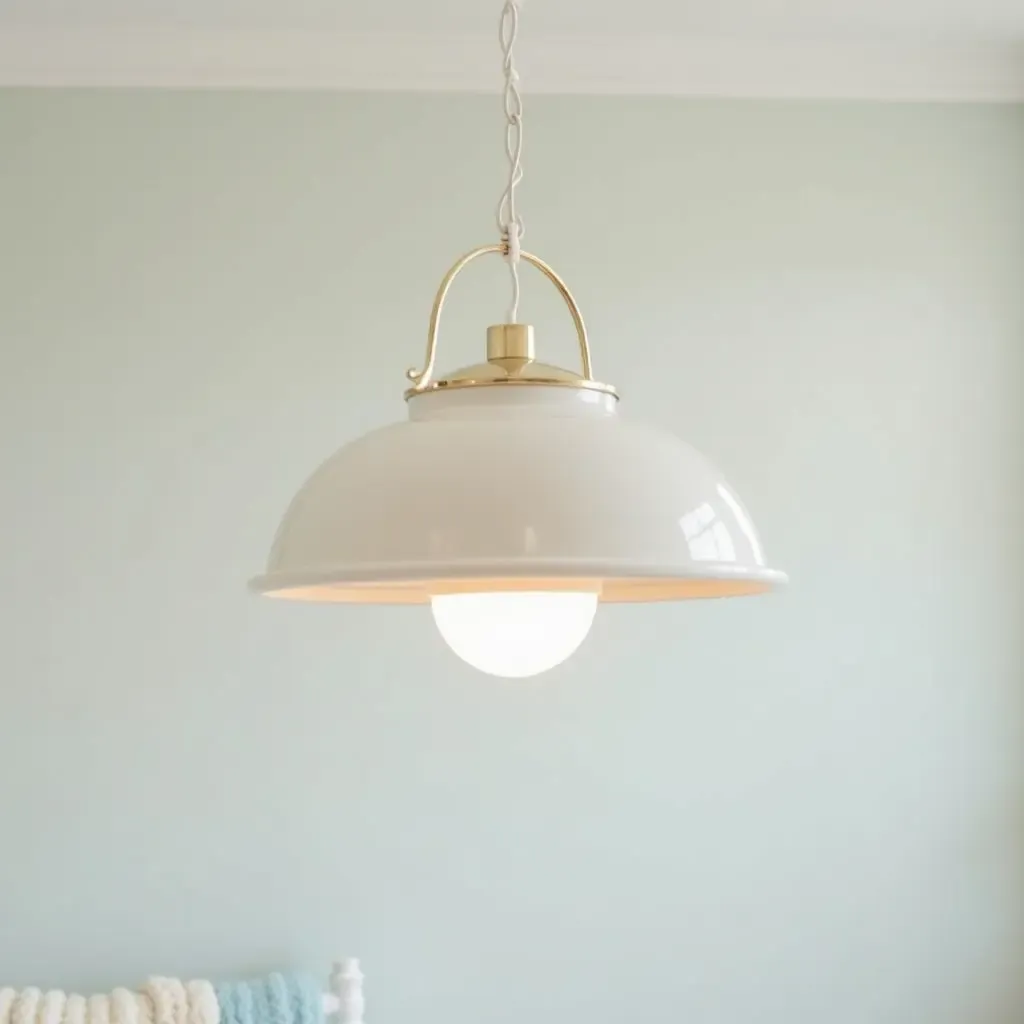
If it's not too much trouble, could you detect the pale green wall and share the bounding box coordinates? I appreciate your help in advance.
[0,91,1022,1023]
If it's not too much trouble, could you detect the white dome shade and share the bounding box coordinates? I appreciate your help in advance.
[250,385,787,603]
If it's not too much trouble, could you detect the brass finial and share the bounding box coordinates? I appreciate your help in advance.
[487,324,535,363]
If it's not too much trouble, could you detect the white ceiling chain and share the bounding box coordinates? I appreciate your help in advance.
[496,0,524,323]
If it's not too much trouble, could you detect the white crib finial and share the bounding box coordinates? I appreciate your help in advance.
[329,959,364,1024]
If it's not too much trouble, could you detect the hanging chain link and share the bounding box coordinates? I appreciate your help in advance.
[496,0,524,322]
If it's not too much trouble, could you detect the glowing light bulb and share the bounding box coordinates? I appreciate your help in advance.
[430,591,598,678]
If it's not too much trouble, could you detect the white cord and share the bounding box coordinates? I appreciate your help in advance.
[496,0,524,322]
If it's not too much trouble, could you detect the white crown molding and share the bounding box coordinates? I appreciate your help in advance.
[0,27,1022,100]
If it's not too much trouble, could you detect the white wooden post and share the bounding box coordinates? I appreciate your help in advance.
[328,960,364,1024]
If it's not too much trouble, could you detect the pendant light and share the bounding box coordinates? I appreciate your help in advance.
[250,1,787,677]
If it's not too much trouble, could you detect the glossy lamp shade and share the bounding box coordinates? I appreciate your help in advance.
[250,384,787,607]
[252,245,785,676]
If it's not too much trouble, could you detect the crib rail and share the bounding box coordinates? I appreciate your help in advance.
[323,960,363,1024]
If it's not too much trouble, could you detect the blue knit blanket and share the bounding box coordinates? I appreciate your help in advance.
[215,975,322,1024]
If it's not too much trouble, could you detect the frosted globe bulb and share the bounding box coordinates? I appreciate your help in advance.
[430,591,598,678]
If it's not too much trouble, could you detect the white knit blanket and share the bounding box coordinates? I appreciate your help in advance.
[0,979,219,1024]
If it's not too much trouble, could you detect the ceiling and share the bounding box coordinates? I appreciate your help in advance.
[3,0,1024,39]
[1,0,1022,98]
